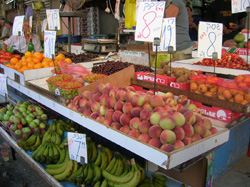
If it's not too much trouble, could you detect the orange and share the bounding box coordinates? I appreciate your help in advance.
[230,89,238,96]
[223,89,232,100]
[218,87,225,95]
[5,64,11,67]
[9,64,15,69]
[234,94,244,104]
[21,66,28,72]
[204,92,212,97]
[244,91,250,101]
[21,56,27,61]
[56,54,65,61]
[42,60,49,67]
[17,68,22,73]
[190,82,198,92]
[27,62,34,69]
[49,61,55,67]
[26,57,33,64]
[228,97,234,102]
[33,57,41,64]
[14,62,22,69]
[25,51,33,58]
[34,63,43,69]
[10,57,19,65]
[210,86,217,93]
[241,100,249,105]
[33,52,43,61]
[21,60,28,66]
[65,58,72,64]
[238,90,245,96]
[194,90,201,94]
[198,84,207,93]
[218,94,226,100]
[235,75,245,82]
[244,77,250,83]
[238,82,248,89]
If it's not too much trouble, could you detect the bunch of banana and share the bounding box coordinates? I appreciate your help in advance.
[42,120,62,145]
[86,137,98,163]
[94,145,113,170]
[101,158,141,187]
[151,174,168,187]
[20,132,42,151]
[58,119,76,132]
[31,141,61,164]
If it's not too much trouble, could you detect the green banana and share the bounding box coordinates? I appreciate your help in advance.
[66,160,78,180]
[100,179,108,187]
[69,165,83,183]
[137,163,146,183]
[57,147,66,164]
[84,164,94,185]
[94,150,102,167]
[25,133,37,146]
[46,160,70,175]
[102,146,113,163]
[93,181,101,187]
[60,137,68,149]
[42,131,50,143]
[113,159,141,187]
[47,143,54,164]
[152,174,168,182]
[103,162,134,184]
[120,163,130,177]
[87,138,92,161]
[76,173,84,186]
[83,164,88,179]
[90,141,98,163]
[51,143,59,162]
[54,159,74,181]
[138,183,153,187]
[100,151,109,170]
[105,156,117,173]
[92,164,101,184]
[46,150,69,169]
[153,178,165,187]
[30,135,41,151]
[110,158,119,175]
[114,157,124,176]
[31,142,45,159]
[51,132,56,143]
[40,144,49,163]
[55,133,61,145]
[35,142,47,161]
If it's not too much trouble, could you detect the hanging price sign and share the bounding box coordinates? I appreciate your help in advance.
[232,0,250,13]
[44,30,56,59]
[68,132,88,163]
[46,9,60,30]
[0,74,7,96]
[136,0,151,21]
[135,1,165,42]
[12,15,24,36]
[198,21,223,59]
[153,17,176,51]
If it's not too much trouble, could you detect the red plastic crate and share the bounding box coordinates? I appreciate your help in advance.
[135,72,176,86]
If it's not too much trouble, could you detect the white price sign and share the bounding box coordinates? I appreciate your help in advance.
[0,74,7,96]
[46,9,60,30]
[68,132,88,163]
[136,0,151,21]
[135,1,165,42]
[198,21,223,59]
[12,16,24,36]
[44,30,56,59]
[154,17,176,52]
[232,0,250,13]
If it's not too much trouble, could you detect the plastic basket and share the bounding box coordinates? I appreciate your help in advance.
[46,74,73,93]
[82,74,107,84]
[54,81,84,99]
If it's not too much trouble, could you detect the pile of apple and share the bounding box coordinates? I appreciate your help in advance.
[0,101,48,140]
[67,83,219,152]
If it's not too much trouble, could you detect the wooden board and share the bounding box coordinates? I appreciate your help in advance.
[131,77,250,114]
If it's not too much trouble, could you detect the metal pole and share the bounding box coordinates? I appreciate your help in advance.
[68,16,71,53]
[212,52,218,73]
[153,38,160,95]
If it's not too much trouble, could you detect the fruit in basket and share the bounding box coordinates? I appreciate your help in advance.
[10,124,17,131]
[83,74,107,83]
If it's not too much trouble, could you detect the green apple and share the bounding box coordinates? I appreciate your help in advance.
[6,110,13,116]
[21,127,31,134]
[19,106,27,113]
[10,124,17,131]
[15,112,23,119]
[7,104,14,111]
[10,115,15,122]
[36,109,44,116]
[21,118,27,125]
[25,115,34,124]
[33,119,40,124]
[3,114,11,121]
[41,114,48,121]
[13,117,21,125]
[0,113,5,121]
[17,101,23,106]
[0,107,7,114]
[39,122,46,129]
[29,121,38,129]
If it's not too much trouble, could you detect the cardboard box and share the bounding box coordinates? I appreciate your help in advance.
[169,81,190,91]
[135,72,176,86]
[190,100,244,123]
[131,85,158,94]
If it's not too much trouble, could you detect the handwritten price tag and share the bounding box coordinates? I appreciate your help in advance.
[13,16,24,36]
[198,21,223,59]
[44,30,56,58]
[68,132,88,163]
[135,1,165,42]
[0,74,7,96]
[46,9,60,30]
[153,17,176,51]
[136,0,151,21]
[232,0,250,13]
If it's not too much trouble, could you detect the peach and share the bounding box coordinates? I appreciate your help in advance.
[114,100,124,111]
[191,133,202,142]
[153,106,165,113]
[79,98,88,108]
[179,108,188,114]
[187,104,197,111]
[109,88,117,97]
[105,83,113,89]
[172,104,184,112]
[159,115,176,130]
[194,112,202,123]
[181,123,194,137]
[150,95,164,108]
[106,96,117,109]
[157,93,168,100]
[116,90,127,101]
[173,127,185,140]
[148,138,162,148]
[103,119,112,126]
[139,120,151,133]
[99,95,108,106]
[149,112,162,125]
[73,105,79,112]
[110,122,121,130]
[131,94,146,107]
[165,92,174,99]
[183,111,196,125]
[138,133,151,143]
[122,102,134,114]
[128,129,140,138]
[131,107,142,118]
[140,108,152,121]
[148,125,162,138]
[129,117,141,130]
[120,125,131,134]
[97,105,108,116]
[81,90,90,98]
[146,91,154,96]
[90,112,99,120]
[78,107,85,114]
[194,122,206,136]
[182,136,193,145]
[102,86,112,95]
[210,127,218,134]
[125,91,136,102]
[126,86,135,92]
[89,91,96,101]
[202,118,212,130]
[96,83,105,93]
[142,102,153,110]
[202,129,212,138]
[160,144,175,152]
[165,97,177,106]
[96,116,105,123]
[91,102,100,112]
[83,109,91,116]
[93,92,101,102]
[85,100,93,110]
[112,111,123,122]
[144,94,151,103]
[160,130,176,144]
[172,112,185,127]
[176,95,188,106]
[105,109,114,121]
[173,140,185,149]
[120,113,132,126]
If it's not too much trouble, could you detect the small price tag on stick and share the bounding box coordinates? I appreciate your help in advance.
[44,30,56,59]
[198,21,223,59]
[13,15,24,36]
[46,9,60,30]
[68,132,88,164]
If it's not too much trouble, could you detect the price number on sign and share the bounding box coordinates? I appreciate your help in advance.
[68,132,88,163]
[46,9,60,30]
[232,0,250,13]
[136,0,151,21]
[135,1,165,42]
[13,16,24,36]
[154,17,176,52]
[44,30,56,59]
[0,74,7,96]
[198,21,222,59]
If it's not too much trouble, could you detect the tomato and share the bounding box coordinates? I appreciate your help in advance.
[13,54,21,60]
[5,52,11,56]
